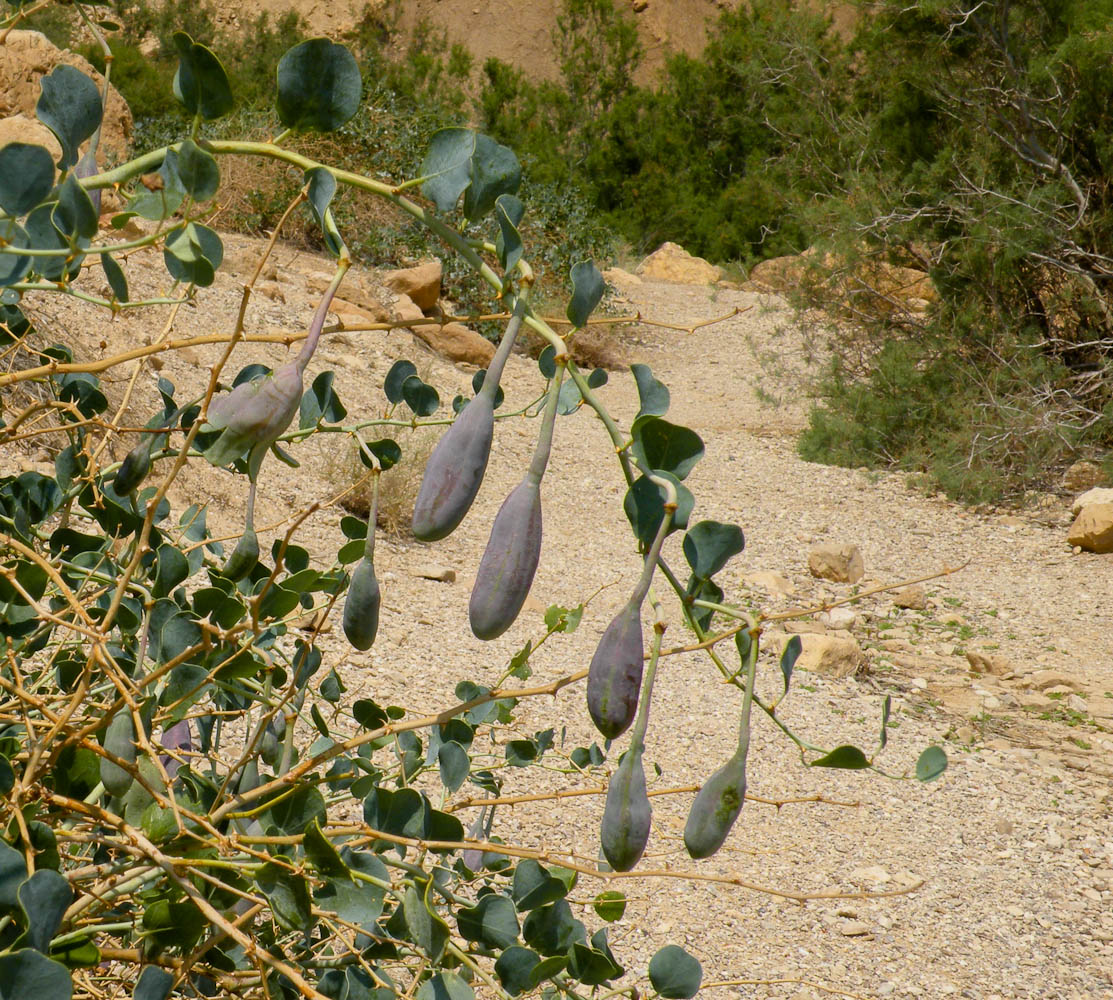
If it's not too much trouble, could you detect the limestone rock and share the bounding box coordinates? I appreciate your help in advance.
[795,631,863,678]
[1067,503,1113,553]
[602,266,642,291]
[808,543,864,583]
[748,254,806,293]
[966,651,1012,677]
[0,113,61,163]
[391,292,426,325]
[821,606,858,631]
[1026,670,1085,693]
[0,31,132,165]
[636,242,721,285]
[1062,460,1106,492]
[1071,487,1113,517]
[410,563,456,583]
[383,260,442,312]
[331,295,390,325]
[413,322,494,368]
[892,584,927,610]
[743,571,796,596]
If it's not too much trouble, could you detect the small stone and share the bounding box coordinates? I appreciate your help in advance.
[808,543,865,583]
[966,650,1013,676]
[822,606,858,630]
[743,571,796,595]
[892,585,926,610]
[1046,829,1064,849]
[996,817,1014,835]
[849,865,891,884]
[411,564,456,583]
[1028,670,1085,692]
[838,920,872,937]
[1067,694,1088,713]
[795,632,863,678]
[910,677,928,690]
[956,725,976,744]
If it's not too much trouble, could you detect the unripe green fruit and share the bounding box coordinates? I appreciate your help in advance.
[683,746,748,860]
[100,712,137,798]
[586,600,644,739]
[114,440,152,494]
[411,395,494,541]
[259,725,281,769]
[238,760,260,793]
[343,556,381,650]
[600,748,650,872]
[469,479,542,640]
[222,526,259,581]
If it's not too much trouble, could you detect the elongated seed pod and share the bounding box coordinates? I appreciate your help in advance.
[101,712,137,797]
[159,720,191,780]
[411,394,495,541]
[222,525,259,581]
[600,748,651,872]
[683,745,748,859]
[586,600,644,739]
[469,479,543,640]
[114,438,153,494]
[343,556,382,650]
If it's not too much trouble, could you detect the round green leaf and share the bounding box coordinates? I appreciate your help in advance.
[133,965,173,1000]
[916,745,948,782]
[631,363,670,417]
[163,223,223,287]
[36,64,102,171]
[415,972,474,1000]
[0,144,54,215]
[17,869,72,953]
[631,415,705,480]
[809,745,870,770]
[456,893,519,949]
[494,945,541,996]
[176,139,220,202]
[648,945,702,999]
[420,128,522,220]
[511,860,567,911]
[437,741,469,793]
[0,949,72,1000]
[384,360,417,403]
[682,520,745,579]
[495,193,524,272]
[593,890,626,922]
[0,222,31,287]
[623,472,694,548]
[402,375,440,416]
[567,259,604,328]
[172,32,234,121]
[276,39,361,132]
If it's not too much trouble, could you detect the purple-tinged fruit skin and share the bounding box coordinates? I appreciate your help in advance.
[586,600,644,739]
[202,362,304,468]
[683,747,748,859]
[343,557,381,651]
[411,395,495,541]
[469,479,542,640]
[159,720,192,780]
[600,748,651,871]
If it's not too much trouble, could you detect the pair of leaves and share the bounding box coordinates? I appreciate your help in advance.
[421,129,522,222]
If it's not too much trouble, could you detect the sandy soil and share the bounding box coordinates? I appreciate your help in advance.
[12,223,1113,1000]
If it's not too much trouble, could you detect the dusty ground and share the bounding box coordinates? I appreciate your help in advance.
[12,227,1113,1000]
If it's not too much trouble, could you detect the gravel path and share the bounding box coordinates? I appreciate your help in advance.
[26,234,1113,999]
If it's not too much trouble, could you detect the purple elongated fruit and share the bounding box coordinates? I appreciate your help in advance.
[586,599,644,739]
[343,556,381,651]
[683,745,748,859]
[411,394,495,541]
[159,720,192,780]
[411,301,527,541]
[600,747,651,872]
[469,479,542,640]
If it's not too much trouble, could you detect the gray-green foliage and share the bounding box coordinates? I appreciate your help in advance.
[0,7,946,999]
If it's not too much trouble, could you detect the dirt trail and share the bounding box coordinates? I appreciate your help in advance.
[17,231,1113,999]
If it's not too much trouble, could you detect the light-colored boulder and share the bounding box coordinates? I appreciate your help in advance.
[795,631,863,678]
[391,292,426,325]
[636,242,721,285]
[1026,670,1085,693]
[892,584,927,610]
[412,322,494,368]
[1062,460,1106,492]
[383,260,442,312]
[748,254,807,293]
[820,605,858,631]
[1071,487,1113,517]
[331,295,390,325]
[0,112,61,162]
[0,30,132,165]
[966,651,1012,677]
[1067,503,1113,553]
[808,543,864,584]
